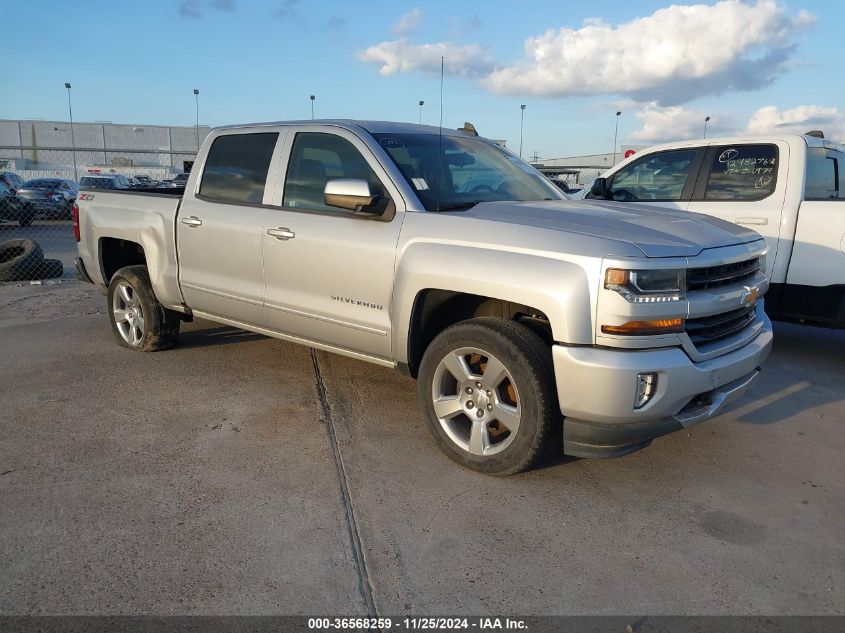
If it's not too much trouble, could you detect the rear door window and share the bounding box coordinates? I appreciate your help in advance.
[701,144,778,200]
[805,147,841,200]
[199,132,279,205]
[607,149,700,201]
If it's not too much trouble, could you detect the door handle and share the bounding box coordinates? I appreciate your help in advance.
[736,217,768,226]
[267,227,295,240]
[181,216,203,227]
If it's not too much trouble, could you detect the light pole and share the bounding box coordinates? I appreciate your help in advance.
[704,115,711,139]
[519,104,526,159]
[193,89,200,152]
[310,95,316,120]
[418,100,424,124]
[64,82,78,181]
[612,111,621,165]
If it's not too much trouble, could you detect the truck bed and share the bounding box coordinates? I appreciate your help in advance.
[75,189,186,311]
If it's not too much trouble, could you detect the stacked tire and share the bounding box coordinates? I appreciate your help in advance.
[0,239,64,282]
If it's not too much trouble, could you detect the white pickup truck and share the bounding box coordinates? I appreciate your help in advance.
[586,133,845,328]
[74,120,772,475]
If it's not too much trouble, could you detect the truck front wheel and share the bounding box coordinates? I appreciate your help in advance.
[107,265,180,352]
[417,317,558,475]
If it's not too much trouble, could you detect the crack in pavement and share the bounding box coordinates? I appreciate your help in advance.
[310,348,378,618]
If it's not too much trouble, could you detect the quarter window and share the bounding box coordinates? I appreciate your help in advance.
[609,149,698,201]
[199,133,278,205]
[805,147,841,200]
[283,133,385,212]
[703,144,778,200]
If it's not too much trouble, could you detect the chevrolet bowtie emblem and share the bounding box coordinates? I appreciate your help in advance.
[742,286,759,308]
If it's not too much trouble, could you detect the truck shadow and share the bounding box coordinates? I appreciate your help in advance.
[728,321,844,425]
[178,323,267,349]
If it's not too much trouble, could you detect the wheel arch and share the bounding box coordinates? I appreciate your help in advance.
[393,244,596,376]
[99,237,147,283]
[405,290,555,378]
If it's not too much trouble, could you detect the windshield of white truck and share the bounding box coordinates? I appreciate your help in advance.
[373,133,564,211]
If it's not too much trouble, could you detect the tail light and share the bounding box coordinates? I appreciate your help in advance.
[72,203,80,242]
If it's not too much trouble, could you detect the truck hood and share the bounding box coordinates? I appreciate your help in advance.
[452,199,761,257]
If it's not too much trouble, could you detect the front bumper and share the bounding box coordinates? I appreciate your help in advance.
[553,315,773,458]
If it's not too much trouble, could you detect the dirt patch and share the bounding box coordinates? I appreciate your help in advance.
[0,280,103,326]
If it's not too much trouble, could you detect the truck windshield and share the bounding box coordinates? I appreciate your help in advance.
[372,133,564,211]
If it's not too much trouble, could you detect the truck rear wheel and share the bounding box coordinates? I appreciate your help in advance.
[107,265,180,352]
[417,317,557,475]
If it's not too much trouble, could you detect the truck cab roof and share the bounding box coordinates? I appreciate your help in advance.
[214,119,482,139]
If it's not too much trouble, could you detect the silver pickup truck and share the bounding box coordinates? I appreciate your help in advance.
[74,120,772,475]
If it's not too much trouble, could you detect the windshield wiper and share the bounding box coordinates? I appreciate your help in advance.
[435,200,485,212]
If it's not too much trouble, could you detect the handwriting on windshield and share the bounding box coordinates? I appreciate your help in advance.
[723,156,776,177]
[718,149,739,162]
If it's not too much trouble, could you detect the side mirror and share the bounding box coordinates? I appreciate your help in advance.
[590,177,611,199]
[324,179,381,215]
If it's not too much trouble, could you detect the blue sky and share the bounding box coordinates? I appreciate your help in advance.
[5,0,844,157]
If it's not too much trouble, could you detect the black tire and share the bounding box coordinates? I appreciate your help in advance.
[107,265,180,352]
[0,239,45,281]
[28,258,65,280]
[417,317,558,476]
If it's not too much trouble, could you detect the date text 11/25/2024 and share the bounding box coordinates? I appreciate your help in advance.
[307,617,528,630]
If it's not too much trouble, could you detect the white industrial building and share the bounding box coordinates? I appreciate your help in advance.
[531,146,646,187]
[0,119,212,181]
[0,117,644,188]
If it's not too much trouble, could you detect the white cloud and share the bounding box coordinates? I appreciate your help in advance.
[360,1,815,105]
[394,8,423,36]
[483,0,813,103]
[744,105,845,139]
[629,103,712,143]
[358,40,495,77]
[627,103,845,146]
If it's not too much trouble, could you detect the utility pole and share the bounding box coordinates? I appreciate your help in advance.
[519,104,526,159]
[704,115,711,138]
[64,82,78,181]
[612,111,621,165]
[193,89,200,152]
[310,95,316,120]
[418,100,424,124]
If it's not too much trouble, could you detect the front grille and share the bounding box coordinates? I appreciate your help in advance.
[686,305,757,345]
[687,257,760,292]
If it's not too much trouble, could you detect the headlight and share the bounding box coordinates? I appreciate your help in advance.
[604,268,685,302]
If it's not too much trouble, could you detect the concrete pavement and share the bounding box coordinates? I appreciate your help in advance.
[0,282,842,615]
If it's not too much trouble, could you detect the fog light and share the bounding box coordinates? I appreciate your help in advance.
[635,373,658,409]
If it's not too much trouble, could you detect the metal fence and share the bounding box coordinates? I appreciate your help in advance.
[1,169,79,284]
[1,121,209,283]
